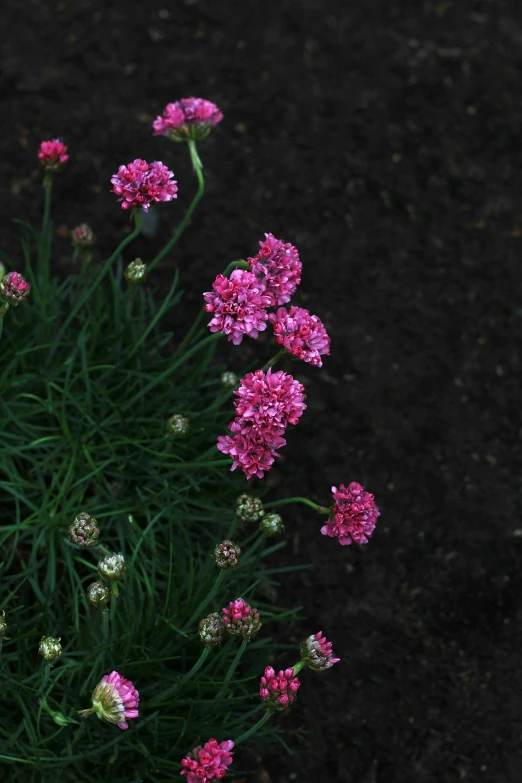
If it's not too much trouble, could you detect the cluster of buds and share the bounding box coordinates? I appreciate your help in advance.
[98,552,126,582]
[68,512,100,548]
[180,738,234,782]
[79,671,139,730]
[300,631,340,671]
[259,512,284,538]
[38,635,62,663]
[222,599,262,640]
[125,258,147,286]
[38,139,68,173]
[166,414,190,438]
[86,580,111,608]
[235,494,264,523]
[0,611,7,637]
[212,540,241,570]
[220,370,239,389]
[0,271,31,315]
[259,666,301,710]
[71,223,95,249]
[198,612,226,647]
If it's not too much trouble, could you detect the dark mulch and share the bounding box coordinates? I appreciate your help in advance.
[1,1,522,781]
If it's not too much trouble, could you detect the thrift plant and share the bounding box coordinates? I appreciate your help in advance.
[0,97,379,782]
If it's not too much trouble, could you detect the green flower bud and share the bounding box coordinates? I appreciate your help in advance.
[0,610,7,637]
[259,512,285,538]
[198,612,226,647]
[71,223,95,249]
[235,494,264,523]
[0,262,5,280]
[98,552,126,582]
[166,414,190,438]
[220,371,239,389]
[212,540,242,569]
[38,635,62,662]
[87,580,111,607]
[124,258,147,286]
[68,512,100,548]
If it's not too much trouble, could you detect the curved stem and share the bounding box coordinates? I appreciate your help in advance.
[234,709,274,745]
[264,496,330,514]
[149,646,210,706]
[260,350,285,373]
[215,638,248,700]
[184,570,225,630]
[148,140,204,273]
[222,259,249,277]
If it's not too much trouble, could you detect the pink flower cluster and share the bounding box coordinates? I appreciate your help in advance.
[217,368,306,479]
[0,271,31,306]
[111,159,178,212]
[300,631,340,671]
[221,598,262,639]
[248,233,302,306]
[269,306,331,367]
[321,482,380,546]
[204,269,272,345]
[180,738,234,782]
[38,139,69,172]
[153,97,223,142]
[259,666,301,711]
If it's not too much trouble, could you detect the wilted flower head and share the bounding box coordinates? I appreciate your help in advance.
[80,671,139,730]
[269,306,331,367]
[38,636,62,662]
[212,540,242,570]
[111,159,178,212]
[220,371,239,389]
[259,665,301,710]
[153,97,223,142]
[222,598,262,640]
[71,223,95,248]
[87,580,111,608]
[259,512,285,537]
[180,738,234,783]
[248,233,302,306]
[38,139,69,172]
[235,493,264,523]
[198,612,226,647]
[166,414,190,438]
[68,512,100,548]
[321,482,380,546]
[98,552,126,582]
[125,258,147,286]
[203,269,272,345]
[0,611,7,637]
[1,271,31,307]
[300,631,340,671]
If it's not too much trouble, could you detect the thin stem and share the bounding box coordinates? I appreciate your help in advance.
[148,140,205,273]
[176,307,207,354]
[184,570,225,630]
[149,646,210,706]
[101,608,109,645]
[215,638,248,700]
[234,709,274,745]
[42,175,53,236]
[264,496,330,514]
[260,350,285,372]
[40,663,52,695]
[222,259,249,277]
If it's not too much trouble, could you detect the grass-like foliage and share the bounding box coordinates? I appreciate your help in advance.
[0,112,340,783]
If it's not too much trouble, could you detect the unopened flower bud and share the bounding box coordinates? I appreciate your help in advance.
[38,139,68,172]
[222,598,262,640]
[71,223,95,248]
[98,552,126,582]
[198,612,226,646]
[87,580,111,608]
[259,665,301,711]
[0,262,5,280]
[68,512,100,548]
[166,414,190,438]
[235,494,264,523]
[38,635,62,662]
[212,540,241,569]
[300,630,340,671]
[220,371,239,389]
[1,271,31,307]
[259,512,285,537]
[125,258,147,286]
[0,610,6,637]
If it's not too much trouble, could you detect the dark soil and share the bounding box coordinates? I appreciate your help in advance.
[1,1,522,781]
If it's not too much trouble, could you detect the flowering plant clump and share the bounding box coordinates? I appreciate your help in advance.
[0,99,377,782]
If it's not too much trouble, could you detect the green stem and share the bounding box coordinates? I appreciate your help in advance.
[222,259,249,277]
[42,175,53,237]
[215,638,248,700]
[264,496,330,514]
[40,663,52,695]
[148,140,204,273]
[184,570,225,630]
[234,709,274,745]
[260,350,285,372]
[291,660,305,676]
[101,608,109,645]
[149,646,210,706]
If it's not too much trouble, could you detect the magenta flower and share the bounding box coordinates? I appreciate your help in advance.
[259,666,301,711]
[217,425,285,480]
[38,139,69,172]
[300,631,340,671]
[203,269,272,345]
[234,368,306,432]
[269,306,331,367]
[111,159,178,212]
[247,233,302,306]
[153,97,223,142]
[180,738,234,782]
[79,670,139,730]
[222,598,262,639]
[0,271,31,307]
[321,482,380,546]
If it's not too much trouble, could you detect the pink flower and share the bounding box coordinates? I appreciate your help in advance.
[82,670,139,730]
[180,738,234,782]
[234,368,306,432]
[217,425,285,480]
[222,598,262,639]
[269,306,331,367]
[203,269,272,345]
[248,233,302,306]
[300,631,340,671]
[259,666,301,711]
[153,97,223,142]
[321,482,380,545]
[1,271,31,306]
[111,159,178,212]
[38,139,69,172]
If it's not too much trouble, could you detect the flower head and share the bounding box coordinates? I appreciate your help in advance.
[68,512,100,548]
[153,97,223,142]
[125,258,147,286]
[166,414,190,438]
[222,598,262,640]
[212,540,242,569]
[87,581,111,608]
[38,139,69,172]
[180,738,234,783]
[111,159,178,212]
[81,671,139,730]
[259,665,301,711]
[269,306,331,367]
[248,233,302,306]
[259,512,285,538]
[1,271,31,307]
[300,631,340,671]
[98,552,126,582]
[217,425,286,480]
[71,223,95,249]
[203,269,271,345]
[233,368,306,433]
[321,482,380,545]
[198,612,226,647]
[38,636,62,662]
[235,493,264,523]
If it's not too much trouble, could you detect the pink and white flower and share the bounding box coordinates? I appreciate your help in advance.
[247,233,302,306]
[321,482,380,545]
[180,738,234,782]
[222,598,262,639]
[300,631,340,671]
[269,306,331,367]
[111,159,178,212]
[203,269,272,345]
[153,97,223,142]
[38,139,69,172]
[0,271,31,307]
[79,670,139,730]
[259,666,301,710]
